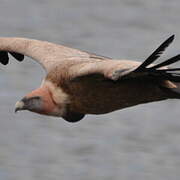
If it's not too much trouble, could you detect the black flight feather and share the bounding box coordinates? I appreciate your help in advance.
[135,35,175,72]
[9,52,24,61]
[149,54,180,70]
[158,68,180,72]
[0,51,9,65]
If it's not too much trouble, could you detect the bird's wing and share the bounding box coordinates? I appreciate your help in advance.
[70,35,180,82]
[0,37,109,72]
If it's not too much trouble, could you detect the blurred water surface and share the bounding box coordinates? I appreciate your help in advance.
[1,0,180,180]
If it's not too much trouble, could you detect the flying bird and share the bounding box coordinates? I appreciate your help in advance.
[1,35,180,122]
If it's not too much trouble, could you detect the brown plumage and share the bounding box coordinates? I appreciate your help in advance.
[1,35,180,122]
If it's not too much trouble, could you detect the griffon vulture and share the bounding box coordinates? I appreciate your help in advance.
[0,35,180,122]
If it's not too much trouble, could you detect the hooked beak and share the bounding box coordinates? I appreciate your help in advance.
[14,101,25,113]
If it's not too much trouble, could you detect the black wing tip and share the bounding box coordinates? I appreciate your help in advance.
[170,34,175,40]
[135,34,176,72]
[0,60,8,65]
[176,54,180,58]
[150,54,180,70]
[169,34,175,40]
[0,51,24,65]
[0,51,9,65]
[10,52,24,61]
[166,34,175,44]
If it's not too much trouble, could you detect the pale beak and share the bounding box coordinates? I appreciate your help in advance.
[14,101,25,113]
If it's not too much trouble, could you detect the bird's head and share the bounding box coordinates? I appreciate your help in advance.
[14,87,59,116]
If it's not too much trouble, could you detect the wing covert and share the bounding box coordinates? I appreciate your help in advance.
[0,37,108,72]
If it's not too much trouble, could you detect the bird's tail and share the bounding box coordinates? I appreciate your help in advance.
[134,35,180,98]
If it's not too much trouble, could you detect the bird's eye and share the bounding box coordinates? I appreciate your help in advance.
[22,96,41,103]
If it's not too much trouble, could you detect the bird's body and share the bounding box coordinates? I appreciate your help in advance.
[48,74,164,114]
[1,35,180,122]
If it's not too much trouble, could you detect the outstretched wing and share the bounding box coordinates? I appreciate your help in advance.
[0,37,109,72]
[70,35,180,82]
